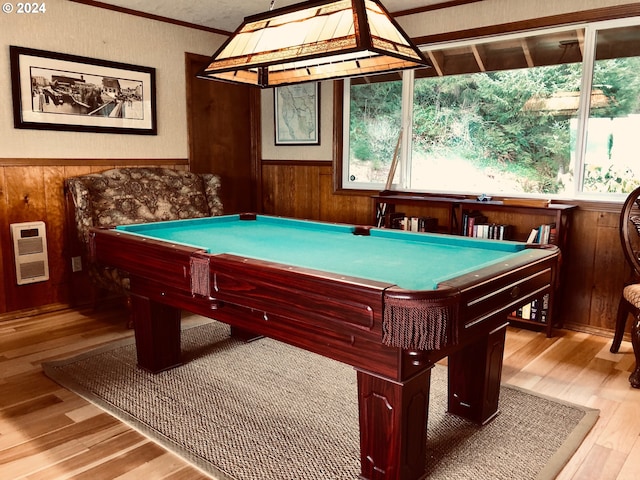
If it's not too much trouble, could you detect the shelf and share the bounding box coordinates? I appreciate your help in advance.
[372,192,577,337]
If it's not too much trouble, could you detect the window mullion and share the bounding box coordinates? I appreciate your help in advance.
[341,78,352,188]
[400,69,415,190]
[574,24,597,197]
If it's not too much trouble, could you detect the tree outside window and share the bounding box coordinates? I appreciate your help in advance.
[343,20,640,199]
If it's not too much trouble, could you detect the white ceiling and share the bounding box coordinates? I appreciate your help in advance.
[93,0,457,33]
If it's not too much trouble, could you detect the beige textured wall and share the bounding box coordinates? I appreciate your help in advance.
[400,0,633,37]
[0,0,224,159]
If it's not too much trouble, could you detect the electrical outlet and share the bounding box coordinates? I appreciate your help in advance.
[71,256,82,272]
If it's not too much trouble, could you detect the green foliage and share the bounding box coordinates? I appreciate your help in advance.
[349,81,402,168]
[591,57,640,118]
[350,55,640,194]
[409,68,558,192]
[583,164,640,193]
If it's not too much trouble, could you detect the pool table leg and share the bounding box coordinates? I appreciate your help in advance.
[130,293,182,373]
[447,322,508,424]
[357,367,431,480]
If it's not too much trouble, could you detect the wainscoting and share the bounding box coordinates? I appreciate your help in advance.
[0,159,188,316]
[0,158,629,339]
[260,160,628,339]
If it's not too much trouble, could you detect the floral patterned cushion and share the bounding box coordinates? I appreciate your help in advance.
[65,167,223,296]
[67,167,223,246]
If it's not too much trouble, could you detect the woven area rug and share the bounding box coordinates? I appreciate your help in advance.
[43,319,598,480]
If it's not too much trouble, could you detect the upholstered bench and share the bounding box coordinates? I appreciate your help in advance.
[65,167,223,318]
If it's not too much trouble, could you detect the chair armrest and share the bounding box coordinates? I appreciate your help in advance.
[65,178,95,248]
[201,173,224,216]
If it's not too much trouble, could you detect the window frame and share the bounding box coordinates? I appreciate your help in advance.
[334,12,640,202]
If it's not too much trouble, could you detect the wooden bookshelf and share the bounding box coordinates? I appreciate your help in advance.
[372,191,577,337]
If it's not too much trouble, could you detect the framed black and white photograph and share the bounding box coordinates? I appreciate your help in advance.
[10,46,157,135]
[274,83,320,145]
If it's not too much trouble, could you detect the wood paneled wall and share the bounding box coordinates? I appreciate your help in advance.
[0,160,187,317]
[0,158,629,339]
[563,206,628,334]
[261,160,629,339]
[261,161,371,223]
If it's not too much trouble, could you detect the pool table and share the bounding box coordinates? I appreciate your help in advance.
[89,213,559,480]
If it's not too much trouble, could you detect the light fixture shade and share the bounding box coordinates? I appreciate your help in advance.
[198,0,431,88]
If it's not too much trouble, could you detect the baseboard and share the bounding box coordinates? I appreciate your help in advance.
[0,303,71,322]
[561,321,620,341]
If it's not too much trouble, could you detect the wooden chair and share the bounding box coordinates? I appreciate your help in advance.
[610,186,640,387]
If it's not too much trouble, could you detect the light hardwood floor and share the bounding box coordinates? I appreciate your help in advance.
[1,307,639,479]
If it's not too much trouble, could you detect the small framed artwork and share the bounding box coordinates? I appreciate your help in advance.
[274,83,320,145]
[10,46,157,135]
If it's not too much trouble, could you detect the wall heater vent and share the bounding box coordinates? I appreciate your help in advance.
[10,221,49,285]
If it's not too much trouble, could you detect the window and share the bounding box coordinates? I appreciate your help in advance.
[581,23,640,194]
[342,18,640,199]
[344,78,403,187]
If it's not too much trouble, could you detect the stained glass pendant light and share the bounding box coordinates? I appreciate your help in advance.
[198,0,431,88]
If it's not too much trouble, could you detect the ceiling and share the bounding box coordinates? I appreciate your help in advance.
[87,0,463,34]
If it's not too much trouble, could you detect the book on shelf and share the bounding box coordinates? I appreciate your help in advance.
[530,298,539,322]
[462,210,487,236]
[386,213,438,233]
[403,216,437,232]
[473,223,512,240]
[412,216,438,232]
[526,223,557,244]
[461,210,512,240]
[387,212,405,230]
[540,293,549,324]
[510,293,550,324]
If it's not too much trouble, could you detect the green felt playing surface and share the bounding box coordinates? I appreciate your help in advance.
[117,215,527,290]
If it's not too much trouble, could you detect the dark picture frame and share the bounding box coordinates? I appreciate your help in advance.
[274,82,320,145]
[10,46,157,135]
